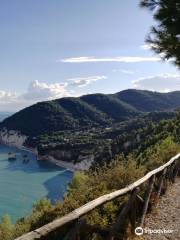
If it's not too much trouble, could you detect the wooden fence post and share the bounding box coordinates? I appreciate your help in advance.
[157,168,167,198]
[170,162,176,182]
[172,159,180,182]
[129,194,137,233]
[107,187,139,240]
[140,175,155,226]
[63,219,84,240]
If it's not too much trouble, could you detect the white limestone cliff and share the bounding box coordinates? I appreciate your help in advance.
[0,128,27,147]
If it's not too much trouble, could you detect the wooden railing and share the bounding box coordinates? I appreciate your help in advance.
[15,153,180,240]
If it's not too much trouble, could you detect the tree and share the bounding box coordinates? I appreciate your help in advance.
[0,215,14,240]
[140,0,180,67]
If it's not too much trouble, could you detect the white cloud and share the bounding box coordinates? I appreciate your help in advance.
[59,56,160,63]
[0,76,106,111]
[0,91,17,102]
[132,73,180,92]
[67,75,106,87]
[0,91,26,112]
[140,43,155,50]
[0,80,71,112]
[112,69,135,74]
[140,44,150,50]
[23,80,69,101]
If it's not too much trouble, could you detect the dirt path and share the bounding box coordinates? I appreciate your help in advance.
[141,178,180,240]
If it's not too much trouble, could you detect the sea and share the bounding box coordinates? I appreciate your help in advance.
[0,144,73,222]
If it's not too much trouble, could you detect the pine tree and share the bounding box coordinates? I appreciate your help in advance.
[140,0,180,67]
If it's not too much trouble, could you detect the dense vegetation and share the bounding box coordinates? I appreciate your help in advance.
[1,89,180,136]
[140,0,180,67]
[0,113,180,240]
[1,89,180,166]
[27,111,174,165]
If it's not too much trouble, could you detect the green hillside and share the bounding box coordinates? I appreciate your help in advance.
[1,89,180,137]
[1,111,180,240]
[116,89,180,111]
[81,93,137,121]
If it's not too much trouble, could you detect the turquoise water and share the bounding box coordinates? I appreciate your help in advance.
[0,145,73,222]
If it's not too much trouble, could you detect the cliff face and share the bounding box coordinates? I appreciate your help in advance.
[0,128,27,147]
[38,149,95,171]
[0,128,94,170]
[39,153,94,171]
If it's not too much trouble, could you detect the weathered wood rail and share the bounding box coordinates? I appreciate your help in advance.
[15,153,180,240]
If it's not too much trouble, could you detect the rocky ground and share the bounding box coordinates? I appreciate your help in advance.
[141,178,180,240]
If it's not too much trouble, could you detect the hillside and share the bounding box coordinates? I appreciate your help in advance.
[0,89,180,137]
[1,111,180,240]
[115,89,180,112]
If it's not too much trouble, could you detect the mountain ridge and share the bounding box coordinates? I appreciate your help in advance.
[0,89,180,136]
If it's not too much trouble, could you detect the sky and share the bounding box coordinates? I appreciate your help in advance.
[0,0,179,112]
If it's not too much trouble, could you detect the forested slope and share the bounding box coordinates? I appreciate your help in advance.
[1,89,180,137]
[1,112,180,240]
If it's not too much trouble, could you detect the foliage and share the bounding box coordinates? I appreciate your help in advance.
[32,110,175,165]
[140,137,180,170]
[1,107,180,239]
[140,0,180,67]
[1,89,180,137]
[0,127,180,239]
[0,215,14,240]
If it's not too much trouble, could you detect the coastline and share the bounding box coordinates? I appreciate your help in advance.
[0,141,77,173]
[44,156,77,172]
[41,155,94,172]
[38,154,93,172]
[0,133,91,172]
[18,146,38,156]
[0,143,73,223]
[0,142,38,157]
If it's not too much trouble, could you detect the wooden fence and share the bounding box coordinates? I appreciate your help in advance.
[15,153,180,240]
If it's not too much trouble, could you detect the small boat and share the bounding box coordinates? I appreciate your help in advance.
[22,153,29,163]
[23,159,29,164]
[23,154,28,158]
[8,152,16,160]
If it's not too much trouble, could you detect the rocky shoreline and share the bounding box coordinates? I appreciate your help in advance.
[39,155,78,172]
[0,128,94,172]
[38,154,93,172]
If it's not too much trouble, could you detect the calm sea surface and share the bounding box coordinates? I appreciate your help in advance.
[0,145,73,222]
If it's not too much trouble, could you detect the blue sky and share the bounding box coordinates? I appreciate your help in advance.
[0,0,179,111]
